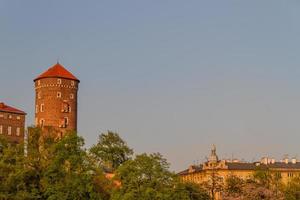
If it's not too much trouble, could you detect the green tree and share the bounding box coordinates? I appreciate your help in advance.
[1,127,112,200]
[111,153,208,200]
[90,131,133,170]
[284,175,300,200]
[173,182,210,200]
[41,132,105,200]
[203,169,224,200]
[111,153,173,200]
[225,175,244,196]
[253,167,272,188]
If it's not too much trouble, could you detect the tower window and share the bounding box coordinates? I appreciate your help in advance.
[70,94,74,99]
[8,115,12,119]
[57,92,62,98]
[57,79,62,84]
[40,119,45,127]
[0,125,2,134]
[71,81,75,86]
[16,127,20,136]
[37,80,41,86]
[40,104,44,112]
[38,92,41,99]
[62,103,71,113]
[17,116,21,120]
[8,126,11,135]
[64,117,69,125]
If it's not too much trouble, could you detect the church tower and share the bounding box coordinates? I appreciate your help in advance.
[34,63,79,137]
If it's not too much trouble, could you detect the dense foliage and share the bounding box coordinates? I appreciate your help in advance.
[0,128,209,200]
[90,131,133,170]
[3,128,300,200]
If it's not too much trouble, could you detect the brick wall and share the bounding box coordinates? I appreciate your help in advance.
[0,111,25,143]
[34,77,79,137]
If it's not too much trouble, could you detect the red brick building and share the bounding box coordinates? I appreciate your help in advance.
[0,102,26,143]
[34,63,80,138]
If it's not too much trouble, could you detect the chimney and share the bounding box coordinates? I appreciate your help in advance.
[271,158,276,164]
[284,158,289,164]
[292,158,297,164]
[261,157,268,165]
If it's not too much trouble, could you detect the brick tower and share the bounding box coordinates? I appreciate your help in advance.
[34,63,79,137]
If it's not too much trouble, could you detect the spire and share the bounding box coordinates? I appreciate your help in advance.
[209,144,219,163]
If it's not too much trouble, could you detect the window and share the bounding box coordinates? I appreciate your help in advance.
[70,94,74,99]
[288,173,294,178]
[40,104,44,112]
[0,114,3,118]
[59,117,69,128]
[57,79,62,84]
[38,92,41,99]
[40,119,45,127]
[0,125,2,134]
[64,117,69,125]
[57,92,62,98]
[62,103,71,113]
[8,126,11,135]
[8,115,12,119]
[16,127,20,136]
[37,80,41,86]
[275,172,282,179]
[71,81,75,86]
[17,116,21,120]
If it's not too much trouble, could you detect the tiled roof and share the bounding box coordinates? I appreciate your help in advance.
[267,162,300,169]
[226,162,256,170]
[0,103,26,115]
[178,162,300,175]
[177,165,203,175]
[177,169,190,176]
[34,63,79,82]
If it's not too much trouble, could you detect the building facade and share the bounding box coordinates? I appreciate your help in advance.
[34,63,79,138]
[0,102,26,143]
[178,146,300,199]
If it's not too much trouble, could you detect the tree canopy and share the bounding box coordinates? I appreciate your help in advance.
[90,131,133,170]
[1,128,210,200]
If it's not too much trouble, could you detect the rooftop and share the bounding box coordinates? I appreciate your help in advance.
[34,62,79,82]
[0,102,26,115]
[178,161,300,176]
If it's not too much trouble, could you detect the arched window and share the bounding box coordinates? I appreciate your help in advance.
[61,102,71,113]
[40,119,45,127]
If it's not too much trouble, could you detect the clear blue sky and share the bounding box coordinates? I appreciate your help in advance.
[1,0,300,171]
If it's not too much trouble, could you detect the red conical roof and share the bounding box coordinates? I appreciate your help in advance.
[0,102,26,115]
[34,63,79,82]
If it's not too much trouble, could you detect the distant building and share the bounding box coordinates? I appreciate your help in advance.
[0,102,26,143]
[34,63,80,138]
[178,145,300,200]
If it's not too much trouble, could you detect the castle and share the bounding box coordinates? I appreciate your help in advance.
[34,63,80,138]
[0,62,79,142]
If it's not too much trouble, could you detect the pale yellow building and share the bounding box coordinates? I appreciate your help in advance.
[178,145,300,199]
